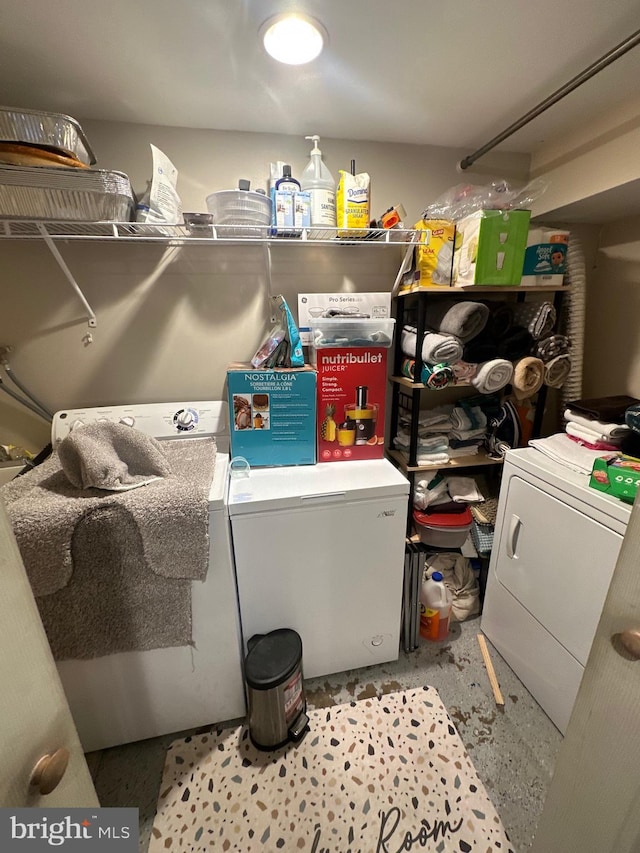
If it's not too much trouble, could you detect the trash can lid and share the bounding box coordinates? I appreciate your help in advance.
[245,628,303,690]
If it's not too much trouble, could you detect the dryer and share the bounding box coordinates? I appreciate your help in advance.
[50,401,246,751]
[481,447,631,734]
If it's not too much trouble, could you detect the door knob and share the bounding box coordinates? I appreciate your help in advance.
[30,748,70,795]
[612,629,640,661]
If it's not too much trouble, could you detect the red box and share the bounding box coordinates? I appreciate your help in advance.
[313,346,388,462]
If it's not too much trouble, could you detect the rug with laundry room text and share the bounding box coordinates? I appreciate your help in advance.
[149,685,513,852]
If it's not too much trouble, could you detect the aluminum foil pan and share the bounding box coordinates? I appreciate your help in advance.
[0,165,134,221]
[0,106,96,166]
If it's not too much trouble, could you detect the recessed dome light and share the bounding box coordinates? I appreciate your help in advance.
[260,14,326,65]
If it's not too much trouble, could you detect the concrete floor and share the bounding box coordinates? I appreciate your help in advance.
[88,616,561,853]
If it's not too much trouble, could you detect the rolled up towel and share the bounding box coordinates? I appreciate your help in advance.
[484,301,514,339]
[451,361,478,383]
[58,422,172,491]
[422,362,455,389]
[513,301,557,340]
[536,334,570,362]
[497,326,535,361]
[512,356,545,400]
[544,353,571,387]
[470,359,514,394]
[462,332,500,364]
[424,300,490,342]
[401,326,463,364]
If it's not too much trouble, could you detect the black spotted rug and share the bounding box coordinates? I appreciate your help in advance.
[149,686,513,852]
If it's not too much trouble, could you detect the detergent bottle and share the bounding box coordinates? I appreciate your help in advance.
[420,571,453,641]
[301,135,336,228]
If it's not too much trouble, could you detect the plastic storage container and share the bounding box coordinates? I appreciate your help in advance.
[205,189,272,236]
[413,506,473,548]
[311,318,395,348]
[420,571,453,641]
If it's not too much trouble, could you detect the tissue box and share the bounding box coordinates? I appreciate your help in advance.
[227,364,316,467]
[521,228,570,286]
[589,454,640,503]
[454,209,531,286]
[400,219,457,290]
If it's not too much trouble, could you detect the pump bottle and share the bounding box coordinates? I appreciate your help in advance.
[301,135,336,228]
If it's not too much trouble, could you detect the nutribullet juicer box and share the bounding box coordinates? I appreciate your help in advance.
[312,346,388,462]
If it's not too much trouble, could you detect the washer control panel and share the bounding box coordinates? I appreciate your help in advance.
[51,401,228,448]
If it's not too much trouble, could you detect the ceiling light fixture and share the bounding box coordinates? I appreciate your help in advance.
[260,14,326,65]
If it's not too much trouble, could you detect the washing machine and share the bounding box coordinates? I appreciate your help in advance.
[49,401,245,751]
[481,447,631,734]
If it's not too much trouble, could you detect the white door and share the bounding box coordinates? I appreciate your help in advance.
[0,498,98,807]
[531,494,640,853]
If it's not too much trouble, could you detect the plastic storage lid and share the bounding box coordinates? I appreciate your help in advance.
[413,506,473,528]
[244,628,303,690]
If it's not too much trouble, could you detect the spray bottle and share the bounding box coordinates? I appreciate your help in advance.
[301,135,336,228]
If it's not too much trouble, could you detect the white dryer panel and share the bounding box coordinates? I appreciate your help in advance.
[496,475,623,666]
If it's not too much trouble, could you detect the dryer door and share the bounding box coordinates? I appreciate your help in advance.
[494,475,623,666]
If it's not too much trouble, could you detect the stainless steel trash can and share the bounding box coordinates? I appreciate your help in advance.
[245,628,309,750]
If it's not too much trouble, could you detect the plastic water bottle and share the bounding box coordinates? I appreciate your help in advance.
[420,571,453,642]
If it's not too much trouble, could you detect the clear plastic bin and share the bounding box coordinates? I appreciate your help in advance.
[311,318,395,348]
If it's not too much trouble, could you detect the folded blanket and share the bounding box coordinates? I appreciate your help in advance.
[529,433,615,475]
[544,353,571,387]
[512,356,545,400]
[513,301,557,340]
[470,359,514,394]
[401,326,463,365]
[58,422,172,491]
[564,408,632,438]
[497,326,535,361]
[567,395,640,424]
[2,438,216,660]
[535,334,570,362]
[424,300,490,343]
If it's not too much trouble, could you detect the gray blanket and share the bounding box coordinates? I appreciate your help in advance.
[2,437,216,660]
[424,300,490,343]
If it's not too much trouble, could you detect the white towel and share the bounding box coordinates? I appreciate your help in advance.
[444,476,485,502]
[448,445,480,459]
[563,409,630,439]
[566,422,624,446]
[529,433,615,475]
[470,359,514,394]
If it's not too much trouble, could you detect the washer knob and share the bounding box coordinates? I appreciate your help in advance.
[70,419,85,432]
[119,416,136,427]
[176,410,194,427]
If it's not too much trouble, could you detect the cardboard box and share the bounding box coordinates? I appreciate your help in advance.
[297,292,391,346]
[312,345,388,462]
[399,219,457,291]
[521,227,569,286]
[454,209,531,286]
[227,364,316,467]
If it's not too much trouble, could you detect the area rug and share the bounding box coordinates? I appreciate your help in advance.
[149,686,513,852]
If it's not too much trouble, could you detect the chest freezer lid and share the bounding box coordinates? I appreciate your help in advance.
[227,458,409,515]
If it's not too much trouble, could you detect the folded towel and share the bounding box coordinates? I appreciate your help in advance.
[470,359,514,394]
[535,334,570,362]
[513,301,557,340]
[567,395,640,424]
[394,430,449,451]
[2,438,217,660]
[564,409,631,438]
[451,405,487,432]
[448,444,480,458]
[566,433,621,452]
[424,300,490,343]
[413,472,448,510]
[401,326,463,364]
[497,326,535,361]
[462,333,500,364]
[544,353,571,387]
[58,422,172,491]
[444,476,485,503]
[483,301,514,339]
[565,422,625,446]
[512,356,545,400]
[450,361,478,383]
[529,433,615,475]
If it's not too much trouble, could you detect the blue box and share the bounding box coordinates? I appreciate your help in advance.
[227,364,316,467]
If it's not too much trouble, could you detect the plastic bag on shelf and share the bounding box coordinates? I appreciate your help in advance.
[422,178,547,221]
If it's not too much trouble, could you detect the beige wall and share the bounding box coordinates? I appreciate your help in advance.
[0,120,529,452]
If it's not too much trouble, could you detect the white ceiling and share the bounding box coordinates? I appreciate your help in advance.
[0,0,639,156]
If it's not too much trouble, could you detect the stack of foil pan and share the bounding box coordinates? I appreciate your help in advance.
[0,106,96,165]
[0,165,134,221]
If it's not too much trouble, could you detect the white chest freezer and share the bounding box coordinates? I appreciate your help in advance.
[228,459,410,678]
